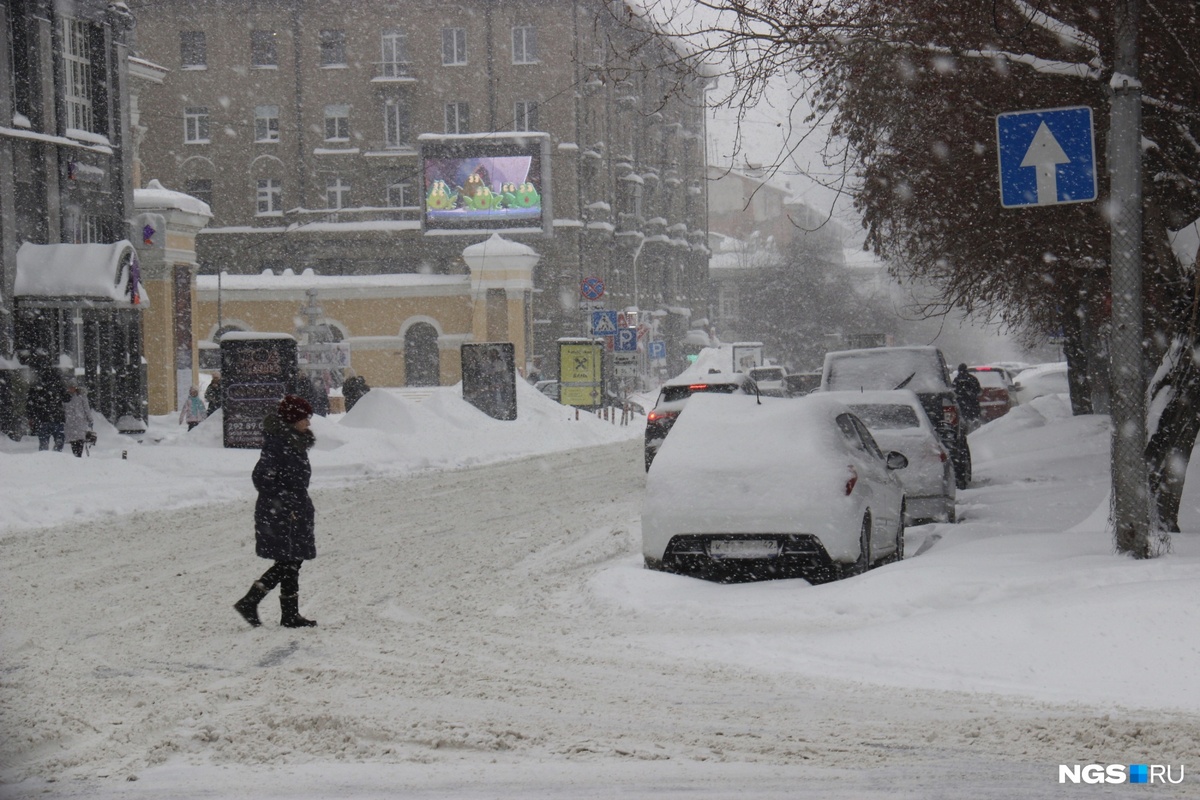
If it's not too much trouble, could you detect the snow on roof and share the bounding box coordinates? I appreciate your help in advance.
[461,233,540,262]
[219,331,295,341]
[15,240,148,307]
[134,179,212,217]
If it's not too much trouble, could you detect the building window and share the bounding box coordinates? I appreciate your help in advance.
[445,101,469,134]
[180,30,206,68]
[386,177,415,208]
[384,98,411,148]
[326,177,350,209]
[254,105,280,142]
[514,100,538,132]
[324,105,349,141]
[442,28,467,66]
[512,26,537,64]
[61,17,94,132]
[184,107,210,143]
[256,178,281,215]
[320,29,346,67]
[380,30,410,77]
[251,30,277,67]
[185,178,213,208]
[65,208,105,244]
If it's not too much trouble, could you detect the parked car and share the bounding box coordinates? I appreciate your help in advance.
[824,389,955,524]
[642,393,908,582]
[534,380,559,401]
[644,370,758,470]
[748,365,787,397]
[784,371,822,397]
[1013,362,1070,404]
[968,366,1016,422]
[821,346,972,489]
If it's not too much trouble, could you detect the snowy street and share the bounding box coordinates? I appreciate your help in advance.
[3,389,1200,798]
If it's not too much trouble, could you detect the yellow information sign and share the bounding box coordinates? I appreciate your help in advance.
[558,339,604,407]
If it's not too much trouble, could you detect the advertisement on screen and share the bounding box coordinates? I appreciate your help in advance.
[419,133,551,233]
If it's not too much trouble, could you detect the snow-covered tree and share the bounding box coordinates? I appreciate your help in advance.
[613,0,1200,538]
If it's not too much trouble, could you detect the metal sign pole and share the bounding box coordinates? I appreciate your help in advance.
[1108,0,1149,556]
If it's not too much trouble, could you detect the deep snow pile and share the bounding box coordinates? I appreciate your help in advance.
[0,379,642,536]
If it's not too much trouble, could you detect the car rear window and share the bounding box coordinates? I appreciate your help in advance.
[972,371,1007,388]
[825,351,948,393]
[659,382,740,403]
[849,404,921,430]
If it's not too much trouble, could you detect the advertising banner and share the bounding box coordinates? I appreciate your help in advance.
[219,334,297,449]
[461,342,517,421]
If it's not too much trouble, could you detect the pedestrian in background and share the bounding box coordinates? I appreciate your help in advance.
[205,373,223,416]
[178,386,208,431]
[341,369,370,412]
[63,382,94,458]
[953,363,983,433]
[234,394,319,628]
[27,370,67,451]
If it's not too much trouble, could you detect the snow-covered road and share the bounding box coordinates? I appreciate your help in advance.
[4,430,1199,799]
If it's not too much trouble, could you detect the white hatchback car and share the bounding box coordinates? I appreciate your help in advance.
[824,390,956,524]
[642,393,908,583]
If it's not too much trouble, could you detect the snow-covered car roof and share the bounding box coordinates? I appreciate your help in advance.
[645,393,861,529]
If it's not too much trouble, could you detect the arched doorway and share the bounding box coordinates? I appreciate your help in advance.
[404,323,440,386]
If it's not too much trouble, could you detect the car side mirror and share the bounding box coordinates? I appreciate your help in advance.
[885,451,909,470]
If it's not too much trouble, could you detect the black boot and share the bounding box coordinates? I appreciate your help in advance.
[234,581,269,627]
[280,593,317,628]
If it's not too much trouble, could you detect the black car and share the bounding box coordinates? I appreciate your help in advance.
[643,371,757,471]
[820,346,972,488]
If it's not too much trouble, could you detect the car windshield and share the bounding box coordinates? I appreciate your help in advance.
[848,404,921,430]
[973,371,1007,389]
[659,382,740,403]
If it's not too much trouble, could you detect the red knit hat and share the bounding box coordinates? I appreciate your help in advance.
[278,394,313,424]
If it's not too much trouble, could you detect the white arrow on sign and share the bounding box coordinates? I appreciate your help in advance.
[1021,121,1070,205]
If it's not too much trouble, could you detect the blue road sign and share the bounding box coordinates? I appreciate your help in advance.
[615,328,638,352]
[648,340,666,361]
[996,106,1096,208]
[581,276,605,300]
[591,310,617,336]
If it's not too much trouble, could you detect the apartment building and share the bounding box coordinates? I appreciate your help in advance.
[133,0,712,381]
[0,0,150,428]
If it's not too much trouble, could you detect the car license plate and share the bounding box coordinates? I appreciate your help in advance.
[709,539,779,559]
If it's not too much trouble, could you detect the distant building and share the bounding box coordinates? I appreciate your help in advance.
[0,0,148,427]
[133,0,713,381]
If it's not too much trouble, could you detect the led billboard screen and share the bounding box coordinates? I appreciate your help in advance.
[420,133,551,233]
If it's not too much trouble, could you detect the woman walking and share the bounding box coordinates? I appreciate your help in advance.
[234,395,319,628]
[63,382,94,458]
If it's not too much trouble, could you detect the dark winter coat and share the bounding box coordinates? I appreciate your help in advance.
[205,379,222,415]
[342,375,370,411]
[252,413,317,561]
[953,371,982,420]
[27,379,68,425]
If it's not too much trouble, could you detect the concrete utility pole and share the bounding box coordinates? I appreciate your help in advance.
[1108,0,1150,557]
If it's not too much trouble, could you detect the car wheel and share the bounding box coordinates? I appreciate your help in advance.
[644,448,654,472]
[845,513,872,578]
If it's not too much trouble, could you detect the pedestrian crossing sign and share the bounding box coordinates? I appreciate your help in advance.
[591,310,618,336]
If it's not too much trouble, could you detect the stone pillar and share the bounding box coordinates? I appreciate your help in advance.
[461,234,538,372]
[132,180,211,415]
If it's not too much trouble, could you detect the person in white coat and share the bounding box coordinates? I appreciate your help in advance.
[178,386,208,431]
[63,382,94,457]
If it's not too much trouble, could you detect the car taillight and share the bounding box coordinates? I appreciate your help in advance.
[845,465,858,496]
[647,410,677,423]
[944,402,959,427]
